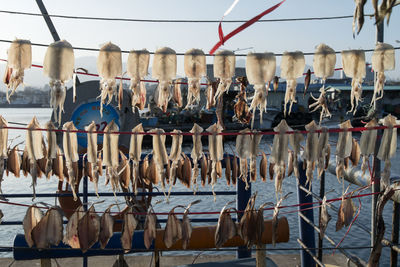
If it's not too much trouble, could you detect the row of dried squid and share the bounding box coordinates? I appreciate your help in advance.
[22,200,200,253]
[4,39,395,124]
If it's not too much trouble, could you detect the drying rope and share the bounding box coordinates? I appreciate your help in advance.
[0,9,367,23]
[1,123,399,136]
[0,190,382,216]
[0,39,399,56]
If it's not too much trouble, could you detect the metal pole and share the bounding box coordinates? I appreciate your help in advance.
[237,171,251,259]
[297,161,316,267]
[83,176,88,267]
[35,0,60,41]
[318,171,325,261]
[372,18,384,252]
[391,201,399,267]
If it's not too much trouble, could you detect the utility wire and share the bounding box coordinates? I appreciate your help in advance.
[1,39,398,56]
[0,10,368,23]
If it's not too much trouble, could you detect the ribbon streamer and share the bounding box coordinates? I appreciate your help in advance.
[210,0,286,55]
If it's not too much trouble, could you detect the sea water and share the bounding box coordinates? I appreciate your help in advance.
[0,108,399,265]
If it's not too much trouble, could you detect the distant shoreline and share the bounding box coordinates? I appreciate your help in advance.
[0,104,50,108]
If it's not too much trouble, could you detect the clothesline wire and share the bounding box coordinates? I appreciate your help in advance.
[0,9,369,23]
[2,123,399,136]
[1,39,399,56]
[0,190,381,216]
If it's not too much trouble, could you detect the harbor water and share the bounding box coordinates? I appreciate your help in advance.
[0,108,399,266]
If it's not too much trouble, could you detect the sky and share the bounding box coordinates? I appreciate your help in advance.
[0,0,399,87]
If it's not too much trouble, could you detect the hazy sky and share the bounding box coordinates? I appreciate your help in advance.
[0,0,399,87]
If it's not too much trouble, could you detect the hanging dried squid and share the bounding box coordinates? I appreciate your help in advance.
[249,131,262,182]
[316,127,330,178]
[26,117,44,199]
[281,51,305,116]
[103,121,120,194]
[377,114,399,189]
[6,144,21,178]
[335,120,353,181]
[99,204,115,249]
[84,121,100,196]
[207,123,224,200]
[341,49,365,114]
[45,121,57,178]
[127,49,150,110]
[129,123,144,195]
[150,128,169,198]
[304,121,319,189]
[43,40,75,125]
[3,39,31,102]
[153,47,177,112]
[371,43,395,109]
[272,192,292,247]
[360,119,378,177]
[311,44,336,123]
[64,205,84,248]
[246,52,276,128]
[78,205,101,253]
[213,50,235,100]
[215,200,237,248]
[181,200,201,249]
[0,116,8,194]
[23,205,43,247]
[270,120,292,197]
[31,206,64,249]
[352,0,367,37]
[121,206,138,253]
[289,131,304,180]
[97,42,122,116]
[143,205,157,249]
[236,128,251,189]
[184,49,206,108]
[62,121,79,200]
[190,124,203,192]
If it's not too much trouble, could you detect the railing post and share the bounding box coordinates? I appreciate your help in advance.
[318,171,325,262]
[297,161,316,267]
[237,172,251,259]
[83,176,88,267]
[391,201,399,267]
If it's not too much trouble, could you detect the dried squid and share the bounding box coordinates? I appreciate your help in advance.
[184,49,206,108]
[190,124,203,192]
[6,144,21,178]
[246,52,276,128]
[341,50,365,114]
[0,116,8,194]
[213,50,235,100]
[272,192,292,246]
[249,131,262,182]
[3,39,31,102]
[64,205,84,248]
[150,128,169,197]
[181,200,201,249]
[377,114,398,189]
[316,127,330,178]
[233,76,251,125]
[43,40,75,125]
[129,123,144,195]
[45,121,57,178]
[23,205,43,247]
[121,206,138,253]
[85,121,100,196]
[169,129,183,186]
[127,49,150,110]
[280,51,305,116]
[99,204,115,249]
[153,47,177,112]
[207,123,224,200]
[352,0,367,37]
[173,78,183,108]
[31,207,64,249]
[336,187,356,231]
[215,200,237,248]
[335,120,353,181]
[360,119,378,177]
[26,117,44,199]
[238,193,259,248]
[371,43,395,109]
[103,121,120,194]
[143,205,157,249]
[78,205,101,253]
[62,121,79,200]
[319,195,331,239]
[97,42,122,116]
[236,128,251,189]
[270,120,292,197]
[304,121,319,189]
[289,131,304,180]
[164,205,183,248]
